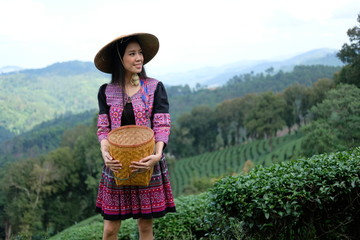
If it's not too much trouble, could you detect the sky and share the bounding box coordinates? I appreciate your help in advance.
[0,0,359,75]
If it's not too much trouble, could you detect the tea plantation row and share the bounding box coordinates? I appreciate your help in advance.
[170,134,303,196]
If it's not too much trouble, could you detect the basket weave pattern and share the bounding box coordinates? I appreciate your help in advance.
[108,125,155,186]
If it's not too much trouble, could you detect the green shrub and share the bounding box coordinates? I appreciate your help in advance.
[51,193,210,240]
[209,147,360,239]
[182,176,217,195]
[49,215,137,240]
[153,193,210,240]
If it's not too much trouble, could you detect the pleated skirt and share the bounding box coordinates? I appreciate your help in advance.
[95,156,176,220]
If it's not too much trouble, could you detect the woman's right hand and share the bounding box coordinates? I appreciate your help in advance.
[100,139,122,172]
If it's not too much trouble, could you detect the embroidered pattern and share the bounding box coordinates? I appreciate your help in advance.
[109,106,123,129]
[96,78,170,143]
[96,156,176,220]
[153,113,171,144]
[95,78,175,220]
[97,114,110,141]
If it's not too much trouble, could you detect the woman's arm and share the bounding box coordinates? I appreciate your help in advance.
[97,84,111,142]
[151,81,171,146]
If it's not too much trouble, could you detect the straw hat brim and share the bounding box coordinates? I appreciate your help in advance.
[94,33,159,74]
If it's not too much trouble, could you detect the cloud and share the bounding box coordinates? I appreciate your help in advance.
[0,0,358,71]
[0,0,58,41]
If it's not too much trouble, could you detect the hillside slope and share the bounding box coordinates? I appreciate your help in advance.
[0,110,96,167]
[0,61,107,134]
[170,133,303,196]
[0,49,343,136]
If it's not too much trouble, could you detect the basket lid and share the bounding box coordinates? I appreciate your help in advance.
[108,125,154,148]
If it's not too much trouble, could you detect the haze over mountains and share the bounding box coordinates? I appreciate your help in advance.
[0,65,23,73]
[153,48,343,87]
[1,48,343,87]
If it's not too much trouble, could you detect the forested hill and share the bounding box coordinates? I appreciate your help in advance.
[167,65,341,121]
[0,110,96,167]
[0,64,341,166]
[0,57,341,139]
[0,61,108,136]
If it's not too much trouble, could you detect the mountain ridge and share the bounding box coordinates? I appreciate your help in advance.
[1,48,343,87]
[0,48,343,135]
[0,65,23,73]
[155,48,343,87]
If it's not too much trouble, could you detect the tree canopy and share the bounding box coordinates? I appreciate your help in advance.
[336,13,360,87]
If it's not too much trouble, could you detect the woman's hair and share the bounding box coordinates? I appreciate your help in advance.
[110,37,148,89]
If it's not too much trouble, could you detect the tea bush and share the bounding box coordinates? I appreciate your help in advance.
[49,215,137,240]
[153,193,210,239]
[209,147,360,239]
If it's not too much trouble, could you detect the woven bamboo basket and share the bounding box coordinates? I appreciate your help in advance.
[107,125,155,186]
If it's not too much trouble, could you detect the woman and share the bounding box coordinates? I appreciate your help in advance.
[94,33,176,240]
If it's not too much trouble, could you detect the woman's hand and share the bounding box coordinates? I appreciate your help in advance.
[130,141,164,172]
[129,153,162,173]
[100,139,122,173]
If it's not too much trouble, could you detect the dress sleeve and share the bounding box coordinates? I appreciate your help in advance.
[97,84,111,142]
[152,81,171,146]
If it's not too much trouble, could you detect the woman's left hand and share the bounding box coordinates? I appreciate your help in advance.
[129,153,162,172]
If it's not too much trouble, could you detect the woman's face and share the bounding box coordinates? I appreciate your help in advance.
[122,41,143,74]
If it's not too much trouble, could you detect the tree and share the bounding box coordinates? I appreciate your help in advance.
[1,158,49,238]
[188,105,217,154]
[0,122,100,238]
[283,83,309,132]
[245,92,286,151]
[300,120,342,157]
[304,78,336,124]
[169,115,196,158]
[308,78,335,106]
[265,67,274,75]
[174,105,217,156]
[336,13,360,87]
[301,84,360,156]
[215,94,256,147]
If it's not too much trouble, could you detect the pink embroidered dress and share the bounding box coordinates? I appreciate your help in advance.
[96,78,176,220]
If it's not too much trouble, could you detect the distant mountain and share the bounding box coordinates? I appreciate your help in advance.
[0,49,343,136]
[154,59,261,87]
[0,60,107,134]
[156,48,343,87]
[0,65,23,74]
[21,60,99,76]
